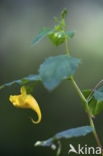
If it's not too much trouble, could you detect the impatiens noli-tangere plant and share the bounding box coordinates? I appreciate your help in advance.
[1,9,103,156]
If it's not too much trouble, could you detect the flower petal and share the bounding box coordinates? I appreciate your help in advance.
[9,86,42,124]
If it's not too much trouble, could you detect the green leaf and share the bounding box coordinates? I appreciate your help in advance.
[0,75,41,90]
[61,9,67,19]
[54,17,60,23]
[82,89,103,116]
[93,87,103,115]
[66,31,75,38]
[39,55,81,90]
[35,126,93,147]
[94,87,103,101]
[48,31,65,46]
[32,27,53,46]
[54,25,62,31]
[82,90,96,115]
[82,90,97,115]
[94,100,103,116]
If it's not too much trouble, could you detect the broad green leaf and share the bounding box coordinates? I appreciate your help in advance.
[61,8,67,19]
[82,89,103,116]
[0,75,41,90]
[66,31,75,38]
[48,32,65,46]
[32,27,53,46]
[55,126,93,139]
[39,55,80,90]
[35,126,93,147]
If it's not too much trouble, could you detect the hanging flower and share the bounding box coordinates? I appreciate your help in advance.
[9,86,41,124]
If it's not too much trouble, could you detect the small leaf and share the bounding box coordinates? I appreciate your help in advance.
[35,138,53,147]
[93,87,103,115]
[66,31,75,38]
[35,126,93,147]
[54,17,60,23]
[82,89,103,116]
[94,87,103,101]
[0,75,41,90]
[48,32,65,46]
[82,90,96,115]
[39,55,81,90]
[54,25,62,31]
[94,100,103,116]
[61,9,67,19]
[32,27,53,46]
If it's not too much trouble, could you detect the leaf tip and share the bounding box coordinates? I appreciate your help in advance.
[61,8,67,19]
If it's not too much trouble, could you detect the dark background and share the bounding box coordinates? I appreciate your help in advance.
[0,0,103,155]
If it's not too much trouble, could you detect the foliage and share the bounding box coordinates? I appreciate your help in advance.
[35,126,93,146]
[35,126,93,156]
[82,88,103,116]
[0,8,103,156]
[32,27,53,46]
[0,75,41,90]
[39,55,80,90]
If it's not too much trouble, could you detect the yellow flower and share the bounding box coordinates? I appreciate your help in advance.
[9,86,41,124]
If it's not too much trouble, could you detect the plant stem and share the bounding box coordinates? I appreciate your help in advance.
[88,79,103,101]
[70,77,103,155]
[64,31,103,155]
[65,37,70,55]
[63,25,70,55]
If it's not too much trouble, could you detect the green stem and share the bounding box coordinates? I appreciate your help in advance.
[64,30,103,155]
[63,25,70,55]
[70,77,103,155]
[65,37,70,55]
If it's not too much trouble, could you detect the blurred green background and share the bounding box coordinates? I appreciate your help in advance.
[0,0,103,155]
